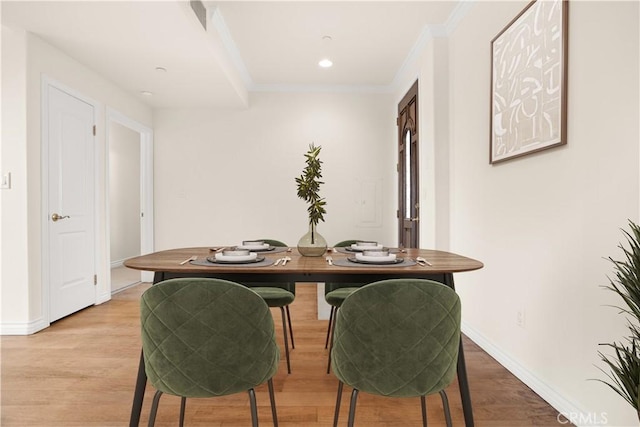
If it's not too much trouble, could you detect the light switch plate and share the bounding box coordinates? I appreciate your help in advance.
[1,172,11,189]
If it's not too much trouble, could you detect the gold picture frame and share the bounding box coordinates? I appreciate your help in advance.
[490,0,569,164]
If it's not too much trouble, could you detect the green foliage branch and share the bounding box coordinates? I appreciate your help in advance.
[295,143,327,228]
[597,220,640,421]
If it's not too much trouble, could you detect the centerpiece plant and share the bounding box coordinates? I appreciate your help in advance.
[295,143,327,256]
[597,220,640,421]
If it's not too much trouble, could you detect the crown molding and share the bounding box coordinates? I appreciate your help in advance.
[446,0,476,36]
[249,83,394,94]
[390,0,475,92]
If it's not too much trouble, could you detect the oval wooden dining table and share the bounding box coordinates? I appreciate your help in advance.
[125,246,483,427]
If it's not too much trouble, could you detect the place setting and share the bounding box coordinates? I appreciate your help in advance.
[334,240,407,254]
[232,240,290,254]
[330,244,418,268]
[335,240,387,254]
[187,249,271,268]
[189,240,286,268]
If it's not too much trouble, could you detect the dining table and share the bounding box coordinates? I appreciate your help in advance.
[124,246,483,427]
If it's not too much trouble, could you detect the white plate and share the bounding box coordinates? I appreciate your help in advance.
[215,252,258,262]
[237,243,270,250]
[355,253,396,263]
[351,244,384,251]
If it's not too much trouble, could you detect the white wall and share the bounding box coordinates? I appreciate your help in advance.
[109,122,141,263]
[1,26,30,327]
[0,29,153,333]
[445,2,638,425]
[153,92,396,250]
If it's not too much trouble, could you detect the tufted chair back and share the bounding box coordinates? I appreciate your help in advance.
[331,278,461,426]
[140,278,279,426]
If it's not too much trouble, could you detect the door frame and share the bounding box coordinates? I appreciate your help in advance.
[106,108,154,285]
[41,76,101,326]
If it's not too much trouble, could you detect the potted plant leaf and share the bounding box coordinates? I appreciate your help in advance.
[597,220,640,421]
[295,143,327,256]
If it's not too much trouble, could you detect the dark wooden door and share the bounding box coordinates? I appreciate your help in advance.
[397,81,419,248]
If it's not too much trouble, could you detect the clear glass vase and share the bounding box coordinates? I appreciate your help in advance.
[297,223,327,257]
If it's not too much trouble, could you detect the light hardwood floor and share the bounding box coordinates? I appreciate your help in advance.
[1,283,566,426]
[111,265,143,294]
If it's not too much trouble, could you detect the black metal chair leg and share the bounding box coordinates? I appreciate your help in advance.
[440,390,453,427]
[333,381,344,427]
[148,390,163,427]
[267,378,278,427]
[325,306,335,349]
[179,397,186,427]
[327,307,338,374]
[280,307,291,374]
[248,388,259,427]
[286,305,295,349]
[347,388,359,427]
[130,350,148,427]
[421,395,427,427]
[456,336,474,427]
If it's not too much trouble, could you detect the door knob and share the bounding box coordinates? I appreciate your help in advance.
[51,213,70,222]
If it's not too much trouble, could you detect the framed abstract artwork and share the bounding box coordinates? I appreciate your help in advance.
[490,0,569,164]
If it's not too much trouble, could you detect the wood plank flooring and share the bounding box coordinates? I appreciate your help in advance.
[1,283,566,426]
[110,265,142,294]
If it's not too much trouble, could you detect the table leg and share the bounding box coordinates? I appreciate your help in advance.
[444,273,475,427]
[129,350,147,427]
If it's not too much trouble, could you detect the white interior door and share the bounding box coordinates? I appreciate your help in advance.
[47,85,96,322]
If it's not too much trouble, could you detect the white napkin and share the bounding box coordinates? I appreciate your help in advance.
[215,252,258,262]
[351,243,384,251]
[237,243,270,250]
[355,253,396,263]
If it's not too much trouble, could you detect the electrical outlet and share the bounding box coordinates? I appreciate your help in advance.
[516,309,525,328]
[1,172,11,189]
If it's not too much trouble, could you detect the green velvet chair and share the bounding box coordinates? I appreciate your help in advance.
[140,278,279,427]
[244,239,296,374]
[325,239,361,374]
[331,279,461,427]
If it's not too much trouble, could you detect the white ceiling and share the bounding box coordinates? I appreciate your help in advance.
[1,1,463,109]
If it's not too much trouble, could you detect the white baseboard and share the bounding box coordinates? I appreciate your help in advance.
[96,289,111,305]
[461,321,596,426]
[0,317,49,335]
[111,280,143,296]
[110,259,124,269]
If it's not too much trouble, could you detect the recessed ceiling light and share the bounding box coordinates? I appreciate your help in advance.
[319,59,333,68]
[322,35,332,41]
[140,91,153,96]
[155,66,167,72]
